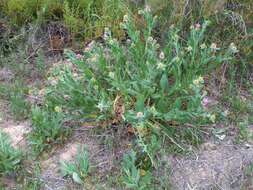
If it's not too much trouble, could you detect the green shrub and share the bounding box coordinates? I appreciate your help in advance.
[0,130,23,176]
[99,0,127,40]
[63,0,126,41]
[4,0,64,22]
[29,106,69,154]
[42,0,64,20]
[1,0,126,41]
[4,0,40,26]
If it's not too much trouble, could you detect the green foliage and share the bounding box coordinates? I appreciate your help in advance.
[0,130,23,176]
[135,128,161,167]
[236,120,253,143]
[17,162,41,190]
[0,0,126,40]
[43,9,237,163]
[63,0,126,40]
[1,0,68,25]
[99,0,126,39]
[60,146,90,184]
[9,81,30,120]
[3,0,40,26]
[245,162,253,178]
[29,106,69,154]
[35,50,46,77]
[0,83,9,98]
[203,1,253,88]
[42,0,64,20]
[46,10,233,126]
[0,79,30,120]
[63,0,81,35]
[121,150,152,190]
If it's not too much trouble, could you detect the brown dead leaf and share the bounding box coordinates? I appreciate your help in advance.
[113,95,125,124]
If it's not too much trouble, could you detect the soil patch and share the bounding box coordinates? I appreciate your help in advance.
[169,140,253,190]
[40,126,115,190]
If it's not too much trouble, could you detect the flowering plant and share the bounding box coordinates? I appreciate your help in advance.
[45,8,235,154]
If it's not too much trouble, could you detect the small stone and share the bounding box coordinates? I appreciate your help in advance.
[202,142,217,150]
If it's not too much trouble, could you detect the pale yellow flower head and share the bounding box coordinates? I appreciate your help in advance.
[144,5,151,12]
[209,114,216,123]
[186,46,193,52]
[200,43,207,49]
[210,43,220,52]
[108,72,115,79]
[193,76,204,86]
[136,112,144,119]
[138,10,144,15]
[229,43,239,53]
[159,51,165,60]
[157,62,166,71]
[54,106,62,113]
[123,15,129,23]
[147,36,154,43]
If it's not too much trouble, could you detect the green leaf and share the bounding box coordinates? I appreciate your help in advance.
[136,95,145,112]
[160,73,169,93]
[72,172,83,184]
[174,98,182,109]
[157,99,167,113]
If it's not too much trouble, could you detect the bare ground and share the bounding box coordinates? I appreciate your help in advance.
[40,126,116,190]
[1,121,30,150]
[168,140,253,190]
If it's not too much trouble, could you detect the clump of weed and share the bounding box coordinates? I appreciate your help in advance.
[35,50,47,77]
[0,130,23,176]
[29,106,70,154]
[9,81,30,120]
[18,162,41,190]
[0,80,30,120]
[60,146,90,184]
[121,150,152,190]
